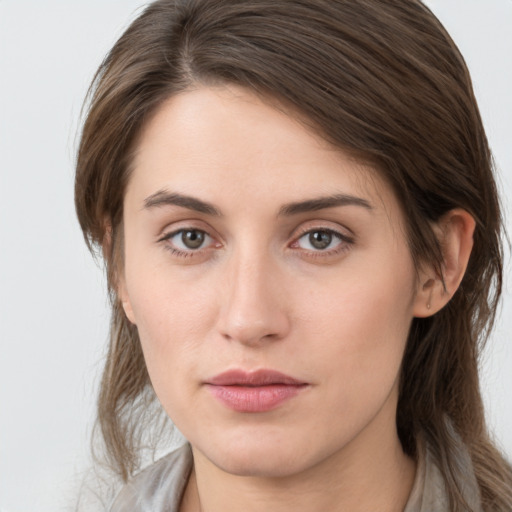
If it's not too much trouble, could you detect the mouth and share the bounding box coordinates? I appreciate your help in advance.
[204,369,309,413]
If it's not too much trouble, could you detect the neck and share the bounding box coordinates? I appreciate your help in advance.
[180,399,416,512]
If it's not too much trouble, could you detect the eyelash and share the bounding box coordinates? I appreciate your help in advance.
[157,229,215,258]
[290,227,354,258]
[157,226,354,260]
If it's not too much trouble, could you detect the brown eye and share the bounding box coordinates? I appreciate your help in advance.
[160,228,213,253]
[308,231,332,250]
[181,230,205,249]
[293,228,351,254]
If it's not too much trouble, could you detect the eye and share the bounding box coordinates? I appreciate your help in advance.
[301,230,337,250]
[178,229,209,249]
[292,228,352,253]
[159,228,213,252]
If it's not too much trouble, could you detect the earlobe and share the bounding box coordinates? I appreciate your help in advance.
[413,277,437,318]
[413,209,475,318]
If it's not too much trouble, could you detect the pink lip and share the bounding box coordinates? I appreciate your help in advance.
[204,369,309,413]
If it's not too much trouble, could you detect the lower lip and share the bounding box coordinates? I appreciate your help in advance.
[206,384,306,413]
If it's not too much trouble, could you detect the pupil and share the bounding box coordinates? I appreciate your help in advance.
[309,231,332,250]
[182,230,204,249]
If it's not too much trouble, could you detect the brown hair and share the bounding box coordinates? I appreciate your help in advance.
[75,0,512,509]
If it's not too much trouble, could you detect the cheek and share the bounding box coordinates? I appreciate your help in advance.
[298,260,415,392]
[123,260,219,382]
[300,261,414,342]
[127,281,216,422]
[134,287,213,345]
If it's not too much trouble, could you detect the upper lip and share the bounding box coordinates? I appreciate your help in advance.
[205,369,307,387]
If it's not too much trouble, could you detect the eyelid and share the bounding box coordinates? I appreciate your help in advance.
[156,217,222,242]
[288,223,355,259]
[159,228,212,247]
[157,224,222,258]
[155,220,354,260]
[157,227,207,243]
[291,229,351,249]
[290,221,354,244]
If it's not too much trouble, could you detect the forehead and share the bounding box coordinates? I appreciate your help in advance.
[127,85,400,221]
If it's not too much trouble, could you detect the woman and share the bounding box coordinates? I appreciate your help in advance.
[75,0,512,510]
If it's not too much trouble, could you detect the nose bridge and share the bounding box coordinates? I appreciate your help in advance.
[218,243,289,345]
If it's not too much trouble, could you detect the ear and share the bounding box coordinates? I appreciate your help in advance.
[413,209,475,318]
[102,220,137,325]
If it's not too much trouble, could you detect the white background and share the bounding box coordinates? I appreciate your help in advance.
[0,1,511,511]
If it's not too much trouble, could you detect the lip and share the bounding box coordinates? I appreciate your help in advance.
[204,369,309,413]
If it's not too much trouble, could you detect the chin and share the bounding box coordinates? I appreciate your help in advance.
[211,448,308,478]
[193,427,333,479]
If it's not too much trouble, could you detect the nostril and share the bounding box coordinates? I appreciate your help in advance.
[218,314,289,346]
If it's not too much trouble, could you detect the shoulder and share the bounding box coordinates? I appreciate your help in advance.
[110,443,193,512]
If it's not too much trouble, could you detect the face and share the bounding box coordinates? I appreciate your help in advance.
[120,85,424,478]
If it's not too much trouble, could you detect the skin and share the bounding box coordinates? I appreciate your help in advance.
[118,85,474,511]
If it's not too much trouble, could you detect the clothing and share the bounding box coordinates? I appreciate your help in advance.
[111,439,482,512]
[112,444,193,512]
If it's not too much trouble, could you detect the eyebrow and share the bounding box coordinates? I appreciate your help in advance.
[143,190,373,217]
[278,194,373,216]
[143,190,221,216]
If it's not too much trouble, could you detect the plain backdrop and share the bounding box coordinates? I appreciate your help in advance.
[1,1,511,511]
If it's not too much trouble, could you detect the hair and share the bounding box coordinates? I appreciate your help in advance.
[75,0,512,509]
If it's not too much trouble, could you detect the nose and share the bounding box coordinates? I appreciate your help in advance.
[216,250,291,347]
